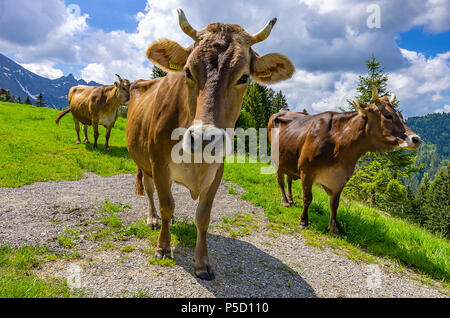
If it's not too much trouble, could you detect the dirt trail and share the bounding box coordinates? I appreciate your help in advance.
[0,174,446,298]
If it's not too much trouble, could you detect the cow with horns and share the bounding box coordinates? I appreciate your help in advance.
[127,9,295,280]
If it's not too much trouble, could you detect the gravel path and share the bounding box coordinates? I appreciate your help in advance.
[0,174,446,298]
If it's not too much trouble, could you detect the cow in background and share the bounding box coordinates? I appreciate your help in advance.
[56,75,130,151]
[127,9,294,280]
[269,87,421,234]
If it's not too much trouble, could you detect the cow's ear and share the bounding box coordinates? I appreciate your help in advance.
[146,39,188,73]
[114,81,120,88]
[251,52,295,84]
[353,100,369,116]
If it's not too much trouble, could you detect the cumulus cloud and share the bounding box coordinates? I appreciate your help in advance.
[0,0,88,64]
[20,62,64,79]
[434,105,450,113]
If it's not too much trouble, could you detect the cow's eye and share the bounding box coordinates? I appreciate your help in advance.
[185,68,194,80]
[237,74,249,85]
[384,113,393,120]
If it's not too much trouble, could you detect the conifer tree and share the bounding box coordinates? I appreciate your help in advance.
[35,93,46,107]
[425,164,449,237]
[151,66,167,79]
[25,96,33,105]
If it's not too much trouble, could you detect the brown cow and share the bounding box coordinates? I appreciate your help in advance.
[56,75,130,151]
[268,87,421,234]
[127,9,294,280]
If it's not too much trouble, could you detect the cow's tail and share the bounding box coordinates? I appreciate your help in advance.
[55,108,71,124]
[135,168,145,196]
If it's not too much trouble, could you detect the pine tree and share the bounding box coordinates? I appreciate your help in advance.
[35,93,46,107]
[272,90,289,113]
[151,66,167,79]
[425,164,449,237]
[16,96,22,104]
[414,174,431,225]
[347,55,391,110]
[25,96,33,105]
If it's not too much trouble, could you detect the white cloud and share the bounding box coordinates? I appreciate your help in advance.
[434,105,450,113]
[20,63,63,79]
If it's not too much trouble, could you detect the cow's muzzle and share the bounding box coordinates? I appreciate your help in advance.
[182,124,233,159]
[399,134,422,150]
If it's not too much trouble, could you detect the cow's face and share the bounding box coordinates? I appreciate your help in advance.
[146,9,294,156]
[114,75,131,104]
[353,87,421,152]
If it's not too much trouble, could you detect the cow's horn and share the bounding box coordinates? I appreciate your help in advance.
[251,18,277,45]
[371,85,379,102]
[389,93,396,104]
[177,8,199,41]
[116,74,123,82]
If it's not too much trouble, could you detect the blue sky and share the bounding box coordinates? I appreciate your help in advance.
[0,0,449,117]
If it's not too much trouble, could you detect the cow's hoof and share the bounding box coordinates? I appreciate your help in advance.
[84,139,90,144]
[328,226,341,236]
[195,269,215,281]
[299,222,309,230]
[147,218,159,230]
[76,141,81,145]
[283,202,291,208]
[93,146,98,150]
[155,248,171,259]
[288,200,294,206]
[104,147,110,152]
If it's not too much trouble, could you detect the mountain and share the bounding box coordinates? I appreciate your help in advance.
[0,53,102,109]
[405,112,450,189]
[406,112,450,158]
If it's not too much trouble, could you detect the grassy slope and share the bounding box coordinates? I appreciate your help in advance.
[223,159,449,283]
[0,101,135,187]
[0,101,448,285]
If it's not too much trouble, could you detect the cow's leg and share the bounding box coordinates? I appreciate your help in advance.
[143,173,159,229]
[153,170,174,259]
[276,170,290,207]
[328,190,342,235]
[104,125,112,151]
[92,120,99,150]
[287,175,294,205]
[74,118,81,144]
[299,172,313,229]
[83,125,90,143]
[194,165,223,281]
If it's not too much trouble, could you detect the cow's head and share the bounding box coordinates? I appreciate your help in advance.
[146,9,294,157]
[353,87,421,151]
[114,74,131,104]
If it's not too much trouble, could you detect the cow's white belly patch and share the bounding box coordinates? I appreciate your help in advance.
[314,167,349,194]
[99,110,117,127]
[169,162,221,200]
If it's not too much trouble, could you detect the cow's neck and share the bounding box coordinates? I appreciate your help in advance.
[335,113,377,165]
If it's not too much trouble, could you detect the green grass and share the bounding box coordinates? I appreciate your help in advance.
[223,157,450,283]
[0,101,135,187]
[0,246,76,298]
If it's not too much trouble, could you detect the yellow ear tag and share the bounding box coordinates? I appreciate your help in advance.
[258,70,272,78]
[169,61,182,71]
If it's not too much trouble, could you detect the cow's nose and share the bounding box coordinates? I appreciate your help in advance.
[412,136,421,145]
